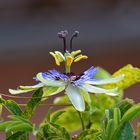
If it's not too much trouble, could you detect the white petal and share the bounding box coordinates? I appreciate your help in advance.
[19,83,44,90]
[9,89,34,94]
[36,73,67,87]
[65,84,85,112]
[85,75,124,85]
[82,84,118,96]
[9,83,44,95]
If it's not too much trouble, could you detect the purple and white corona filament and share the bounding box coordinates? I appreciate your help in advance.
[9,31,124,111]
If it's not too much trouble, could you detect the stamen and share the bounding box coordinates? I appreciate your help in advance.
[70,31,79,52]
[58,30,68,52]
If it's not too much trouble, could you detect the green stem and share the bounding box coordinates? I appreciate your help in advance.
[78,111,85,131]
[65,65,71,73]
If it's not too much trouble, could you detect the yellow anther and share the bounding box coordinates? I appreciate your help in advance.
[71,50,81,57]
[55,51,65,62]
[66,56,73,66]
[74,55,88,62]
[49,52,60,66]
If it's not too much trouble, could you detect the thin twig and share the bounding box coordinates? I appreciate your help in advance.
[0,92,56,99]
[0,92,35,99]
[0,92,71,106]
[18,103,71,107]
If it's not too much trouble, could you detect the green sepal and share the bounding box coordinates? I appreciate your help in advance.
[42,86,65,100]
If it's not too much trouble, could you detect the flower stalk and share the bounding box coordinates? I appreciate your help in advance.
[78,111,85,131]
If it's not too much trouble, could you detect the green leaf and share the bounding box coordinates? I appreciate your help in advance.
[40,123,70,140]
[5,121,22,132]
[105,119,115,140]
[95,67,111,79]
[51,111,65,123]
[53,93,119,132]
[51,107,87,132]
[52,106,91,132]
[113,108,121,130]
[112,122,134,140]
[89,94,117,130]
[22,88,44,119]
[8,115,32,124]
[115,98,134,117]
[0,121,14,131]
[0,98,22,116]
[102,100,137,140]
[53,95,70,105]
[105,64,140,90]
[0,115,33,132]
[0,115,32,140]
[76,129,102,140]
[6,132,25,140]
[121,103,140,123]
[6,123,32,133]
[43,107,52,123]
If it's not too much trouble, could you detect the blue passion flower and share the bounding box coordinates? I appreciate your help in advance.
[9,31,123,111]
[9,66,123,111]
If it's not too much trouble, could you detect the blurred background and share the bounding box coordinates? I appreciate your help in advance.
[0,0,140,139]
